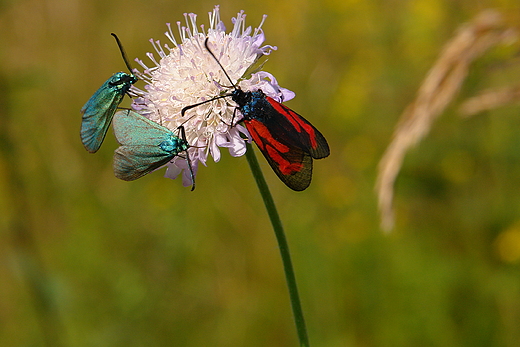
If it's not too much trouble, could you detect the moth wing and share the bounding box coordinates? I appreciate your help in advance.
[113,145,174,181]
[265,97,330,159]
[80,77,126,153]
[262,146,313,192]
[246,119,313,191]
[112,110,181,181]
[113,110,174,146]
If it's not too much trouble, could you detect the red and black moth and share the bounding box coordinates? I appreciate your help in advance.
[182,39,330,191]
[231,89,329,191]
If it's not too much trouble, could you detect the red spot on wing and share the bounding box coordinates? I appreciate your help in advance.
[245,119,303,175]
[266,145,303,175]
[245,119,289,153]
[266,97,319,149]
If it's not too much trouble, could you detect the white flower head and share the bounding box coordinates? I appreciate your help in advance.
[131,5,294,187]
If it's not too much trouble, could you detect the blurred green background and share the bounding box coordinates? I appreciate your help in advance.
[1,0,520,346]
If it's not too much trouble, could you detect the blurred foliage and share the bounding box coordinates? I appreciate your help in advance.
[1,0,520,346]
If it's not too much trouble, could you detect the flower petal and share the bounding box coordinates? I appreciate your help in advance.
[127,6,295,186]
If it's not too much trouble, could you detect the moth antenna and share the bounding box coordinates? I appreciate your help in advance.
[179,39,237,126]
[111,33,134,73]
[204,38,236,90]
[180,94,230,118]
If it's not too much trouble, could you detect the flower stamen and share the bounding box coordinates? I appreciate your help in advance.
[130,6,293,186]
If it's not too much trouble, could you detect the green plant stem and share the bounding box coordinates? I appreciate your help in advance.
[245,143,310,347]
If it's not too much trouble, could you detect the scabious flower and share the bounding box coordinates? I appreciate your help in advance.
[131,5,295,186]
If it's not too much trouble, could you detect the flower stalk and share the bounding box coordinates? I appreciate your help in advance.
[245,143,310,347]
[127,7,311,344]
